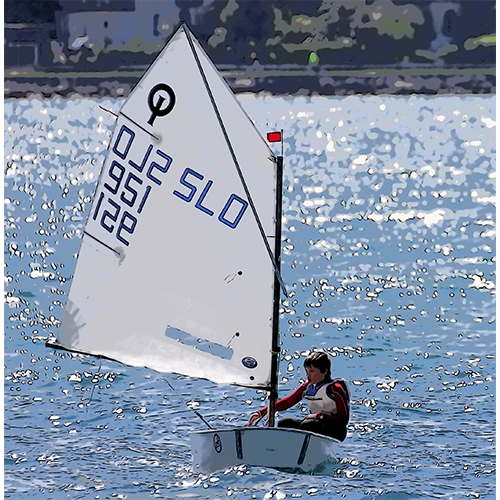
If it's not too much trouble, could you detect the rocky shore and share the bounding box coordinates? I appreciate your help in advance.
[4,66,495,98]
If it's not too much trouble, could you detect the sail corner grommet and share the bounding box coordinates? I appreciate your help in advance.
[152,132,162,144]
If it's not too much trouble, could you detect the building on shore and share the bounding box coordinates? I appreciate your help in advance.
[6,0,496,72]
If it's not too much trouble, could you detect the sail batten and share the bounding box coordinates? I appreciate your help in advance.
[54,24,279,388]
[119,111,159,140]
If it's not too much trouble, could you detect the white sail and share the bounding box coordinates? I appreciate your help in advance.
[55,25,278,387]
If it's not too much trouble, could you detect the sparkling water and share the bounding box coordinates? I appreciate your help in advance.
[4,94,495,499]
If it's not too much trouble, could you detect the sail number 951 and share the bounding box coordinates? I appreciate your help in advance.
[92,125,249,246]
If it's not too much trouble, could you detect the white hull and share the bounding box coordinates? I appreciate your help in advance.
[190,427,341,473]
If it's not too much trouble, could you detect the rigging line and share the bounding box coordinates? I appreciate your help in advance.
[84,231,121,256]
[87,360,102,412]
[163,377,212,429]
[99,105,118,118]
[183,24,287,297]
[120,111,159,141]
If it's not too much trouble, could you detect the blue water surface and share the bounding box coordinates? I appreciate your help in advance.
[4,94,496,499]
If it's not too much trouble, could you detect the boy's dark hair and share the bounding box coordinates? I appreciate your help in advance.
[304,351,331,380]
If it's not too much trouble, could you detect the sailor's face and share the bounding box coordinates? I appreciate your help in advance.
[305,365,325,384]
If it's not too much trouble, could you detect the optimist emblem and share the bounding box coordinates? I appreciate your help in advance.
[147,83,176,125]
[242,357,258,369]
[213,433,222,453]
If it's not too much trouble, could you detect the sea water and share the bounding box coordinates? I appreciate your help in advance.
[4,94,496,499]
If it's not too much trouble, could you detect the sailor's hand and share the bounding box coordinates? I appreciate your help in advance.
[248,411,263,426]
[303,413,320,423]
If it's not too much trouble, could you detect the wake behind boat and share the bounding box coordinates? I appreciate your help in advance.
[47,22,343,473]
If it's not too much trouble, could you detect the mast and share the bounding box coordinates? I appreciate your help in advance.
[268,132,284,427]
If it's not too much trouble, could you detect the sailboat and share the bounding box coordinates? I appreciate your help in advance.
[47,22,342,474]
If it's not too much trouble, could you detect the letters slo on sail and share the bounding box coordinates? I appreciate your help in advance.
[47,23,341,473]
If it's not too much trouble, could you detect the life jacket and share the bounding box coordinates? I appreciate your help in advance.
[332,378,350,421]
[304,378,350,419]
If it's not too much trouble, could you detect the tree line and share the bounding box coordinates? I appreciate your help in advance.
[5,0,496,71]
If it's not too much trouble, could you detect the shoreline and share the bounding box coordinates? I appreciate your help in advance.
[4,67,495,98]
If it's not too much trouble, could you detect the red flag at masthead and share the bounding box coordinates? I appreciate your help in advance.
[267,131,281,143]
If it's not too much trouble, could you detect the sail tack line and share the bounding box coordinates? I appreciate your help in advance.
[98,105,118,118]
[183,24,287,297]
[164,378,213,429]
[98,105,159,142]
[86,360,102,411]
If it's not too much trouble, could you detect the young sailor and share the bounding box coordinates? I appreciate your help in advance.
[248,351,350,441]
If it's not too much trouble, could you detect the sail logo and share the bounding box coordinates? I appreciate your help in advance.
[213,434,222,453]
[241,357,258,369]
[92,124,249,247]
[147,83,176,126]
[173,169,248,229]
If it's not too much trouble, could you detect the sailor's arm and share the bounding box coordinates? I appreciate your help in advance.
[248,382,307,425]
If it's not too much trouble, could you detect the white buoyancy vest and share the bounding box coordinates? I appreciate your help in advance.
[304,381,338,415]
